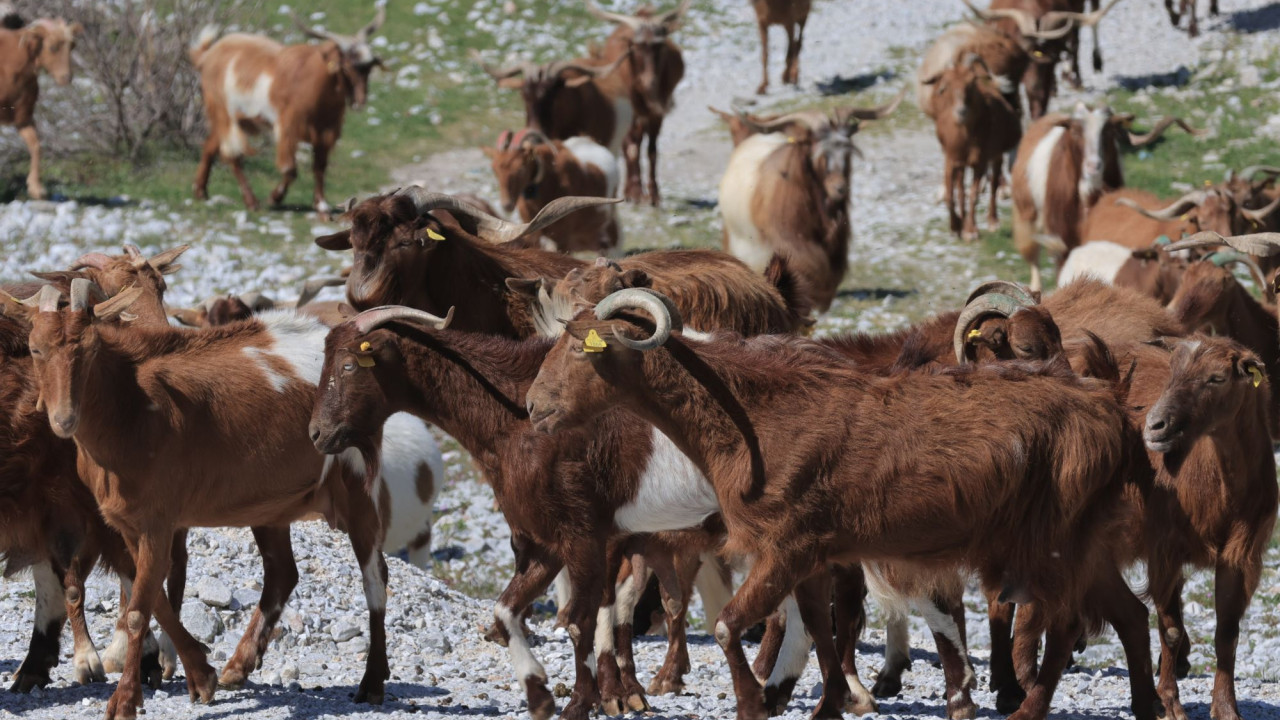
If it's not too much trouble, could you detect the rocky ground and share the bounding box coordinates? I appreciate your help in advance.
[5,0,1280,718]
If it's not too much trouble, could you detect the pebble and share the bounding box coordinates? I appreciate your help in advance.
[197,578,233,609]
[180,600,224,643]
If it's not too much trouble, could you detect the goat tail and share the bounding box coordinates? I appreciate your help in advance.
[189,25,219,67]
[764,253,815,333]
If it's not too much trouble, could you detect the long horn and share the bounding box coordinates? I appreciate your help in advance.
[738,109,825,135]
[656,0,693,27]
[1165,231,1280,257]
[31,285,61,313]
[69,252,113,271]
[1041,0,1122,30]
[594,288,674,351]
[357,4,386,41]
[352,305,455,334]
[297,276,348,308]
[1240,166,1280,181]
[835,88,906,124]
[1241,193,1280,224]
[1128,116,1204,146]
[68,278,107,313]
[953,293,1028,363]
[396,186,620,244]
[965,281,1038,307]
[472,50,533,80]
[292,11,337,41]
[1116,191,1207,221]
[961,0,1040,37]
[1208,250,1269,291]
[584,0,644,30]
[548,52,626,80]
[634,288,683,333]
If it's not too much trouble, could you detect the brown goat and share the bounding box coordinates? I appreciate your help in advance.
[483,129,621,253]
[718,97,901,311]
[525,288,1161,720]
[1164,0,1219,36]
[190,8,384,216]
[1010,106,1200,291]
[750,0,810,95]
[24,283,392,720]
[0,16,82,199]
[586,0,689,204]
[924,52,1022,242]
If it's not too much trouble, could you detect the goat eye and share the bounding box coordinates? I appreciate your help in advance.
[29,347,42,357]
[342,362,355,373]
[1208,375,1226,384]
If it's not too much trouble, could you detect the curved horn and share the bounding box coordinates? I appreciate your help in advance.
[634,288,683,333]
[1128,116,1204,147]
[1208,250,1269,291]
[472,50,533,80]
[548,52,626,80]
[656,0,693,27]
[292,11,337,41]
[297,276,347,308]
[396,186,620,244]
[1116,191,1207,221]
[352,305,455,334]
[69,252,113,271]
[584,0,644,30]
[31,285,61,312]
[1241,193,1280,224]
[961,0,1041,37]
[835,88,906,124]
[593,288,674,351]
[965,281,1038,307]
[68,278,107,313]
[1041,0,1122,31]
[1165,231,1280,257]
[357,4,386,41]
[1240,165,1280,181]
[738,109,824,135]
[953,293,1029,363]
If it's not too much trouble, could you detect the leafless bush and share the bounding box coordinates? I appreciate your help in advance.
[14,0,246,160]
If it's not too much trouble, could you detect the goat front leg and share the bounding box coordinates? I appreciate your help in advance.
[18,125,45,200]
[646,116,663,207]
[795,571,853,718]
[65,551,108,686]
[346,486,391,705]
[756,22,771,95]
[915,592,976,720]
[611,552,651,709]
[647,543,702,695]
[986,159,1001,231]
[962,164,981,241]
[720,553,808,720]
[1088,566,1161,720]
[594,539,644,715]
[831,564,876,714]
[623,124,644,204]
[987,594,1026,713]
[310,140,334,221]
[873,609,910,698]
[562,546,610,720]
[1005,613,1079,720]
[1151,552,1191,720]
[492,536,561,719]
[9,560,67,692]
[158,528,190,681]
[1209,563,1250,720]
[220,527,297,688]
[270,131,299,209]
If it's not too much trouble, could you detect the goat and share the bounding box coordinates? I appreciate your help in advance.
[23,281,398,719]
[1086,185,1280,248]
[484,129,622,254]
[749,0,810,95]
[306,306,881,720]
[1165,0,1219,36]
[190,7,385,216]
[585,0,690,205]
[956,287,1275,720]
[524,288,1162,720]
[1059,236,1192,302]
[0,15,81,200]
[1010,105,1201,291]
[923,52,1021,242]
[718,96,902,311]
[478,52,631,154]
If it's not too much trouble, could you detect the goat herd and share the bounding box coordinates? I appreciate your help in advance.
[5,1,1280,720]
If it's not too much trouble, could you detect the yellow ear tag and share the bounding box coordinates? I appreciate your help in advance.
[1033,50,1044,58]
[426,228,446,242]
[1249,366,1263,388]
[582,328,608,353]
[356,341,376,367]
[967,329,982,340]
[327,59,340,74]
[1180,213,1190,222]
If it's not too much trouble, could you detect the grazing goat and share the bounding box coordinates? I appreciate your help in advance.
[749,0,810,95]
[190,7,385,216]
[718,96,902,311]
[1010,105,1200,291]
[957,287,1275,720]
[0,15,81,200]
[479,53,631,154]
[923,53,1021,242]
[525,288,1162,720]
[25,282,396,719]
[586,0,690,204]
[484,129,622,254]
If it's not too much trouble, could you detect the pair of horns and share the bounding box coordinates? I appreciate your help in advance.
[394,186,619,244]
[294,4,385,46]
[584,0,691,31]
[1118,190,1280,223]
[736,89,905,136]
[20,279,143,320]
[476,50,627,83]
[961,0,1120,40]
[70,244,190,274]
[953,281,1038,363]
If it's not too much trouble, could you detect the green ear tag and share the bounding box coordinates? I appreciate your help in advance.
[1249,366,1263,388]
[426,228,446,242]
[583,329,608,353]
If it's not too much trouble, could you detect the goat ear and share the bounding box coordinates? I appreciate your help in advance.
[0,294,36,323]
[1235,355,1266,384]
[30,271,89,291]
[618,269,651,288]
[920,72,942,86]
[316,230,353,251]
[168,307,205,327]
[338,303,357,319]
[20,26,45,58]
[149,245,191,275]
[504,277,542,299]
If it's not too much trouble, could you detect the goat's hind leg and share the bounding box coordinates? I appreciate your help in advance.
[65,549,107,686]
[1089,566,1161,720]
[611,551,651,711]
[9,560,67,692]
[1005,611,1077,720]
[647,544,700,695]
[492,537,561,720]
[832,564,876,714]
[220,527,297,689]
[1209,563,1250,720]
[914,591,976,720]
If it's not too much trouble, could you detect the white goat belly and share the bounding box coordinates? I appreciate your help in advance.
[614,427,719,533]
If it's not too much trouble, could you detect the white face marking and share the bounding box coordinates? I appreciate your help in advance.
[613,427,720,533]
[1026,126,1066,231]
[719,133,791,272]
[1079,107,1113,199]
[765,594,811,688]
[496,603,547,681]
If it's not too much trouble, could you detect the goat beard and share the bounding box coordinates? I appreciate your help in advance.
[352,434,383,496]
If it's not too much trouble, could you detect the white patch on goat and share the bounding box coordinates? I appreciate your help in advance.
[360,551,387,614]
[614,427,719,533]
[594,604,617,658]
[765,595,811,690]
[608,98,635,154]
[1026,126,1065,231]
[372,414,442,564]
[615,573,643,627]
[1058,240,1131,287]
[720,133,790,273]
[694,552,733,627]
[680,328,714,342]
[30,561,65,636]
[565,136,621,199]
[554,567,573,613]
[254,310,330,388]
[1079,107,1113,201]
[496,603,547,681]
[912,596,975,691]
[222,61,278,157]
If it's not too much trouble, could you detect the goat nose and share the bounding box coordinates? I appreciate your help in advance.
[1146,415,1167,433]
[526,400,536,418]
[53,412,77,434]
[309,427,321,443]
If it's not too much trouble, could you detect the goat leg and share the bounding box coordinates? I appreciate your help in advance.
[872,610,910,698]
[1209,563,1249,720]
[1151,557,1191,720]
[756,21,770,95]
[193,134,219,201]
[65,550,107,686]
[646,116,663,207]
[1088,565,1161,720]
[762,594,809,715]
[561,547,610,720]
[1004,613,1079,720]
[491,538,560,720]
[718,555,806,720]
[594,539,642,715]
[611,552,651,711]
[347,483,391,705]
[648,543,701,695]
[794,571,849,719]
[915,591,976,720]
[623,125,645,204]
[220,527,297,689]
[8,560,66,692]
[987,595,1026,714]
[160,528,190,681]
[831,564,876,714]
[752,611,787,685]
[18,125,45,200]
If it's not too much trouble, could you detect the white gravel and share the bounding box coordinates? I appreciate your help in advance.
[4,1,1280,719]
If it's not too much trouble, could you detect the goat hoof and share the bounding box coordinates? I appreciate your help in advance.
[647,677,685,695]
[218,666,249,690]
[756,83,768,95]
[8,669,51,693]
[625,692,649,712]
[560,694,597,720]
[763,678,797,715]
[845,692,878,716]
[147,666,163,691]
[995,683,1027,715]
[524,679,556,720]
[104,691,140,720]
[949,697,978,720]
[75,655,107,685]
[600,696,625,715]
[1209,702,1241,720]
[871,675,902,698]
[354,680,385,705]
